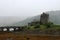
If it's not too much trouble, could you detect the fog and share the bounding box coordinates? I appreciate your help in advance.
[0,0,60,26]
[0,0,60,17]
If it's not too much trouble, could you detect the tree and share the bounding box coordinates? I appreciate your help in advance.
[45,22,53,28]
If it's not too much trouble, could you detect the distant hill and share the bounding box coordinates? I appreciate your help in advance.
[12,10,60,26]
[0,17,26,26]
[11,15,40,26]
[46,10,60,25]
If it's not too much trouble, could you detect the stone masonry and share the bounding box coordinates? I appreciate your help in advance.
[40,12,49,24]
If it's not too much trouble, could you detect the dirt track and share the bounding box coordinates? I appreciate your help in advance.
[0,33,60,40]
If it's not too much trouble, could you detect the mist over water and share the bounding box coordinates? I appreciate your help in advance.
[0,0,60,26]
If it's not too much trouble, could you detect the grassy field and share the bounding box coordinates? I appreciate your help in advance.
[25,24,60,30]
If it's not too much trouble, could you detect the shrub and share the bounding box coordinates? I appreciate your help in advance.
[45,22,53,28]
[40,25,47,30]
[34,23,40,28]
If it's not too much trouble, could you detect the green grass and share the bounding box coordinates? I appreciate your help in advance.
[51,25,60,29]
[29,26,35,30]
[40,25,47,30]
[25,23,60,30]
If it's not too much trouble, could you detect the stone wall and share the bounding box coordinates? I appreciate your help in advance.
[0,26,24,32]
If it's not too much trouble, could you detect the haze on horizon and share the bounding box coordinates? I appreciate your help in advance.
[0,0,60,17]
[0,0,60,26]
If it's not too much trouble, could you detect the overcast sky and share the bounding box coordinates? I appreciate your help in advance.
[0,0,60,17]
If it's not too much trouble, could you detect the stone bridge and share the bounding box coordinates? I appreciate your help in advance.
[0,26,24,32]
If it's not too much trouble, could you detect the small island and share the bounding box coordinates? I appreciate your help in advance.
[0,12,60,40]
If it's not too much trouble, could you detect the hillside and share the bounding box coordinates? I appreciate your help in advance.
[11,15,40,26]
[0,17,26,26]
[46,10,60,25]
[12,10,60,26]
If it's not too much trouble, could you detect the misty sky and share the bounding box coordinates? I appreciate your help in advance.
[0,0,60,17]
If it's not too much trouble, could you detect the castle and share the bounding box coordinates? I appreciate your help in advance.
[0,13,60,40]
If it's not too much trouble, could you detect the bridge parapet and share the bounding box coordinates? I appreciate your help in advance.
[0,26,24,32]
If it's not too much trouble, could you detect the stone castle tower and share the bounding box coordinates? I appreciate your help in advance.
[40,12,49,24]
